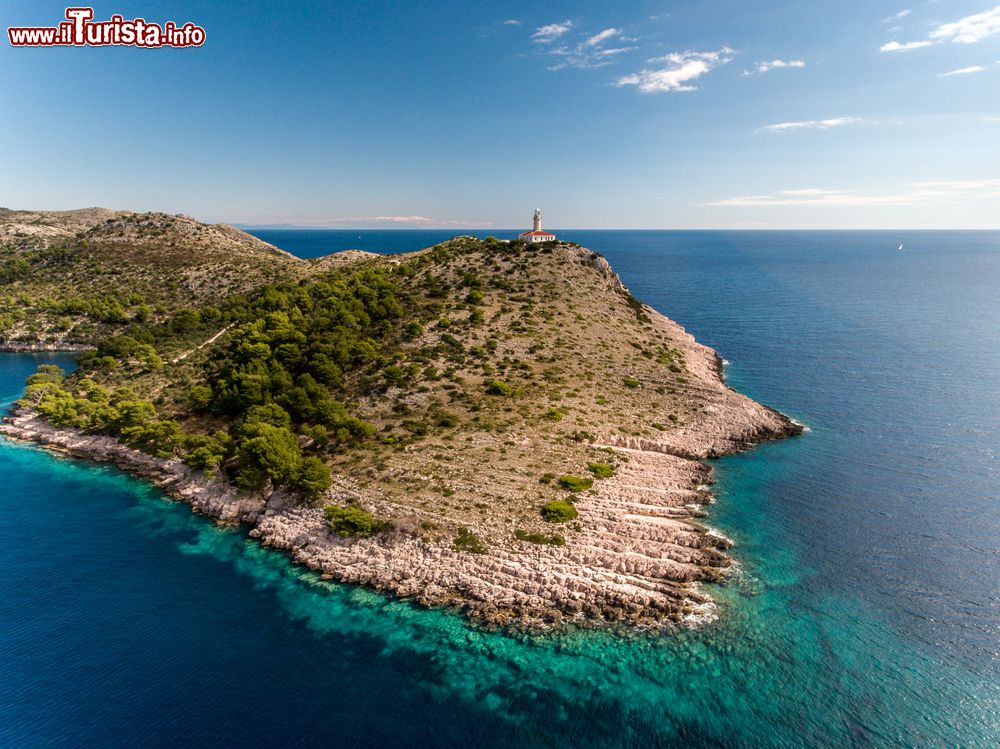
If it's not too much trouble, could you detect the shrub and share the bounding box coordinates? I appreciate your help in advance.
[383,364,405,385]
[623,377,641,389]
[485,380,512,396]
[402,419,428,436]
[325,505,380,537]
[558,475,593,492]
[621,289,651,323]
[539,472,556,484]
[541,500,578,523]
[515,529,565,546]
[189,385,213,412]
[440,333,462,349]
[544,407,564,421]
[465,290,484,305]
[134,344,163,370]
[435,412,459,428]
[587,462,614,479]
[452,528,486,554]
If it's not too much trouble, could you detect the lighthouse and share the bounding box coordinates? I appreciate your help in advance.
[519,208,556,244]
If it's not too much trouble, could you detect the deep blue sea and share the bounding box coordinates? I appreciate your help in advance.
[2,230,998,747]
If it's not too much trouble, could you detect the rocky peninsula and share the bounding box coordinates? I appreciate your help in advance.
[0,210,800,628]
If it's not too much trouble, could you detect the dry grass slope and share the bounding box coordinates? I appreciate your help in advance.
[0,209,308,348]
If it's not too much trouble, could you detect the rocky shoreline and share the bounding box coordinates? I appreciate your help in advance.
[0,341,95,353]
[0,305,801,630]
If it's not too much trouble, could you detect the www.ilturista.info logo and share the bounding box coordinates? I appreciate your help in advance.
[8,7,205,48]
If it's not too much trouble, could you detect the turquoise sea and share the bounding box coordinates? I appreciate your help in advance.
[2,230,998,747]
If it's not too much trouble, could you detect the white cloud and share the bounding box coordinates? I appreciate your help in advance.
[615,47,734,93]
[705,179,1000,207]
[743,59,805,76]
[366,216,434,223]
[597,47,632,57]
[880,40,933,52]
[938,65,987,76]
[542,26,635,70]
[883,9,912,23]
[585,28,621,47]
[503,19,521,26]
[760,59,805,72]
[779,188,839,196]
[759,117,865,133]
[930,5,1000,44]
[881,6,1000,53]
[911,178,1000,190]
[984,116,1000,122]
[532,21,573,43]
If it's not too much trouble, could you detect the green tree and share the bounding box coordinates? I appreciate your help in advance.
[241,423,303,485]
[296,456,332,499]
[120,420,184,458]
[26,365,65,386]
[242,403,292,433]
[114,399,157,429]
[182,433,229,474]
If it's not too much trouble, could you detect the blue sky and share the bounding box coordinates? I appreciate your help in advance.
[2,0,999,228]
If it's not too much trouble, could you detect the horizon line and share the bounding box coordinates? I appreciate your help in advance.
[235,225,1000,232]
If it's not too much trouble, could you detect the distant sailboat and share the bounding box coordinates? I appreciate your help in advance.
[897,243,904,251]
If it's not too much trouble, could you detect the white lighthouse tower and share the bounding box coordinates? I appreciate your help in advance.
[519,208,556,244]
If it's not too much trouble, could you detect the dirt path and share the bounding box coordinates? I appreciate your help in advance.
[170,325,233,364]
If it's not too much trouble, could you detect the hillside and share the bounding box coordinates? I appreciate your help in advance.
[4,235,800,627]
[0,208,309,349]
